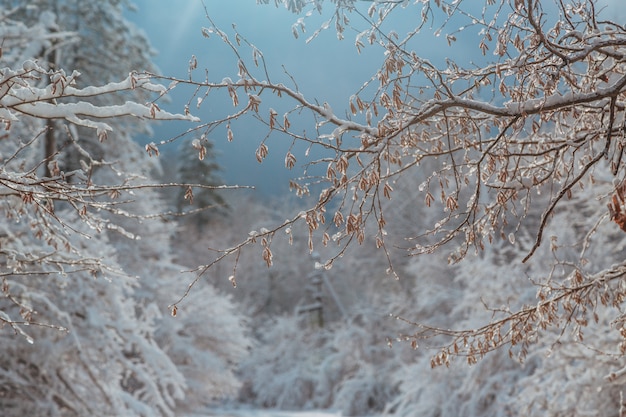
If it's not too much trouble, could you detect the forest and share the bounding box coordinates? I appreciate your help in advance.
[1,0,626,416]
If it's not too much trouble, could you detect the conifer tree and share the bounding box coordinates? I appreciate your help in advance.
[176,137,226,229]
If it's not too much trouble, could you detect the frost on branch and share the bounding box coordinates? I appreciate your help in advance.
[166,0,626,377]
[0,65,198,134]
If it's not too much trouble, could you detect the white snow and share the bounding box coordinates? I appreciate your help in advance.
[186,410,343,417]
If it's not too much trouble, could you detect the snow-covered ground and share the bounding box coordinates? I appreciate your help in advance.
[187,409,343,417]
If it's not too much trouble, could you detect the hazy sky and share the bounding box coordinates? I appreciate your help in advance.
[127,0,386,196]
[127,0,473,197]
[126,0,624,196]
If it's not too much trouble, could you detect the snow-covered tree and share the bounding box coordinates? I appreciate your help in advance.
[239,309,403,416]
[387,168,626,416]
[0,2,249,415]
[0,214,187,416]
[3,0,159,174]
[0,0,191,334]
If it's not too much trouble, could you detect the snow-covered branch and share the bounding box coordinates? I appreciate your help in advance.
[1,62,198,138]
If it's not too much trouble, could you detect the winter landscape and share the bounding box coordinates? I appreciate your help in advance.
[2,0,626,416]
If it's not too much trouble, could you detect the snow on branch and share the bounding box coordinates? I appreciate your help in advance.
[163,0,626,372]
[0,62,198,137]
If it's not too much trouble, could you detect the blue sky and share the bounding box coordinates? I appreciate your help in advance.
[126,0,624,196]
[127,0,386,196]
[126,0,471,196]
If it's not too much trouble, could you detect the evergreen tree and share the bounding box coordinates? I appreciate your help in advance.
[176,137,226,229]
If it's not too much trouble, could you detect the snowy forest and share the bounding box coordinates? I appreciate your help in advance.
[2,0,626,416]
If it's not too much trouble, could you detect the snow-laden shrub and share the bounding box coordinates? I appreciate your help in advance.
[239,309,405,416]
[238,316,334,409]
[157,278,250,411]
[388,176,626,416]
[0,212,186,416]
[328,313,401,416]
